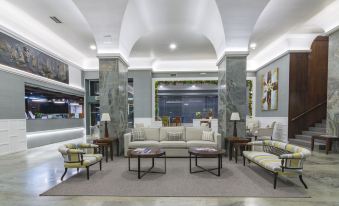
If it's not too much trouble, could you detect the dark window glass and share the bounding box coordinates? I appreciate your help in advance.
[90,81,99,96]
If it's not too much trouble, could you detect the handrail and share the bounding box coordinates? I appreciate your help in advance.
[291,100,327,122]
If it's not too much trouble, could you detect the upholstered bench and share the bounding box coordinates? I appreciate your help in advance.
[243,140,311,189]
[58,143,103,180]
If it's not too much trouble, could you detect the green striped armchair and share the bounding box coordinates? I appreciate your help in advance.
[243,140,311,189]
[58,143,103,180]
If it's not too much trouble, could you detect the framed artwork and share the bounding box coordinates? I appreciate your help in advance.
[261,68,278,111]
[0,32,69,84]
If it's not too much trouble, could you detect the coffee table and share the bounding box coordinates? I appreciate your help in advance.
[188,147,225,176]
[128,148,166,179]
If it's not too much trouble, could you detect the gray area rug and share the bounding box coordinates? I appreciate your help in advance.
[42,157,309,197]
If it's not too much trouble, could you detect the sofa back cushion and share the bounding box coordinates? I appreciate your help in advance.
[160,127,185,141]
[185,127,206,141]
[143,128,160,141]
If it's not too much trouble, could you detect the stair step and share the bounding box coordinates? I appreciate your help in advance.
[315,123,326,128]
[302,130,326,136]
[295,134,326,143]
[309,127,326,133]
[288,138,325,150]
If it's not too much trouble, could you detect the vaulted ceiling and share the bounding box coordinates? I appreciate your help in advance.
[1,0,338,71]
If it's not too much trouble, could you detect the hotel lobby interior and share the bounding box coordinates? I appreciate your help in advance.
[1,0,339,205]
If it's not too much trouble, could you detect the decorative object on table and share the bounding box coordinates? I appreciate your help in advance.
[101,113,111,138]
[230,112,240,137]
[195,112,202,119]
[162,116,169,126]
[58,143,102,180]
[261,67,279,111]
[0,32,69,83]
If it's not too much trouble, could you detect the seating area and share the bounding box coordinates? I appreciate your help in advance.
[1,0,339,205]
[124,127,221,157]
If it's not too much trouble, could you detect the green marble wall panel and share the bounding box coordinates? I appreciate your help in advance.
[218,56,247,144]
[327,30,339,150]
[99,58,128,153]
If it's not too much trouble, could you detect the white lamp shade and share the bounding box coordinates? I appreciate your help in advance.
[230,112,240,121]
[101,113,111,122]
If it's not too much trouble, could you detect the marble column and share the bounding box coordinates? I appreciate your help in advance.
[99,57,128,154]
[327,30,339,151]
[218,55,247,144]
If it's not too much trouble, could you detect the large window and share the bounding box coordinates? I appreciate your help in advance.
[25,86,84,119]
[155,81,218,123]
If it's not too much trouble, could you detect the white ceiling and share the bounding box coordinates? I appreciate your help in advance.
[7,0,97,58]
[1,0,339,71]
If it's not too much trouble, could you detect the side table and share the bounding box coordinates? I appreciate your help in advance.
[224,137,251,161]
[311,135,339,154]
[93,138,119,162]
[234,142,252,163]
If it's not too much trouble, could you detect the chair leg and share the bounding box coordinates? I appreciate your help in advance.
[299,175,308,189]
[99,160,102,171]
[273,173,278,189]
[86,166,89,180]
[61,168,68,181]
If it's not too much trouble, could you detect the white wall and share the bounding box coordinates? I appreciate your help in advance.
[0,119,26,155]
[69,66,83,89]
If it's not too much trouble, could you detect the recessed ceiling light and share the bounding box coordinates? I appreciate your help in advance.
[250,43,257,50]
[90,45,96,50]
[169,43,177,50]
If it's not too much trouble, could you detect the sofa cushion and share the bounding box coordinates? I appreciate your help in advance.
[187,140,217,148]
[167,131,184,141]
[185,127,204,141]
[160,127,185,141]
[128,140,160,148]
[131,128,145,141]
[160,141,187,148]
[243,151,282,172]
[202,130,214,141]
[143,128,160,141]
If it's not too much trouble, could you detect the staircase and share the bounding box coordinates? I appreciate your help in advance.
[289,119,327,150]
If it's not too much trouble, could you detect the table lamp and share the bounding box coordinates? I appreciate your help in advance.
[230,112,240,137]
[101,113,111,138]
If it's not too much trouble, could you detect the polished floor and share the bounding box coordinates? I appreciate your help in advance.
[0,139,339,206]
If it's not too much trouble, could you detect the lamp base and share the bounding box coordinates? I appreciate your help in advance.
[233,121,237,137]
[104,121,109,138]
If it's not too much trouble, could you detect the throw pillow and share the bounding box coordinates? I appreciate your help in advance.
[132,129,145,141]
[201,130,214,141]
[167,132,183,141]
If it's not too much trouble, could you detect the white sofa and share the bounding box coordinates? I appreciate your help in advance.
[124,126,221,157]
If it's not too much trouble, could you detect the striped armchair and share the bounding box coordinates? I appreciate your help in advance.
[58,143,103,180]
[243,140,311,189]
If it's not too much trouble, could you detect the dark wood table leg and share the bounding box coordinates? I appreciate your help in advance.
[224,139,227,157]
[326,139,330,155]
[105,146,108,162]
[138,156,141,179]
[189,153,192,173]
[110,142,113,161]
[229,142,233,161]
[235,145,238,163]
[116,139,120,156]
[311,136,315,151]
[218,154,221,176]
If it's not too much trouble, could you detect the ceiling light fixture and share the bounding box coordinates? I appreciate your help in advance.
[169,43,177,50]
[90,45,97,50]
[250,43,257,50]
[200,72,207,75]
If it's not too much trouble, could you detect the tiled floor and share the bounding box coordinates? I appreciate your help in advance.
[0,139,339,206]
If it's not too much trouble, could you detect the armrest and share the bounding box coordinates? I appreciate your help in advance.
[68,149,85,154]
[247,141,263,146]
[78,143,98,149]
[214,132,221,149]
[124,133,132,156]
[279,153,305,159]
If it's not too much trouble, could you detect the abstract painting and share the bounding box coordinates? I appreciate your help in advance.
[261,68,278,111]
[0,32,69,83]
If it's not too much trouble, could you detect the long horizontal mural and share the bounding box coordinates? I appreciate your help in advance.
[0,32,69,84]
